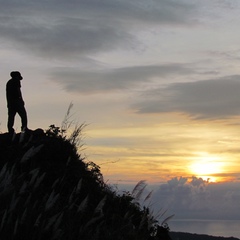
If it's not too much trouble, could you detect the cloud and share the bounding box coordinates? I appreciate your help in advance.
[150,177,240,220]
[0,0,197,59]
[0,15,132,58]
[133,75,240,119]
[50,63,195,94]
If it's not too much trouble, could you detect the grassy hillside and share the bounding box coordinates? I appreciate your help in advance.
[0,127,170,240]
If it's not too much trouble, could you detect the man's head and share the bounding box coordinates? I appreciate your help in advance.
[10,71,23,80]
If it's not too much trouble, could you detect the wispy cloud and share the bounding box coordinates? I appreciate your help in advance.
[132,75,240,119]
[0,0,197,59]
[50,63,195,93]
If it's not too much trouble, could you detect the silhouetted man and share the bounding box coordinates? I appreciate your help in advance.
[6,71,28,133]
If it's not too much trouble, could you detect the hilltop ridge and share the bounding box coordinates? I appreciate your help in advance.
[0,128,170,240]
[170,231,240,240]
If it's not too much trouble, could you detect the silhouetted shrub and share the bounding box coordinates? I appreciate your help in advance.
[0,127,171,240]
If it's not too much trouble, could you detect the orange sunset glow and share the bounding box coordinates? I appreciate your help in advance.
[189,153,226,182]
[86,119,240,184]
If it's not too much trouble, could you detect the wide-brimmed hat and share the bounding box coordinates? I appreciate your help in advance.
[10,71,23,80]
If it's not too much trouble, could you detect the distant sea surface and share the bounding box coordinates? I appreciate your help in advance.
[169,220,240,239]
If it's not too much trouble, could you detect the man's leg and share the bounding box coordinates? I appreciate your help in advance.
[7,108,16,133]
[18,105,28,131]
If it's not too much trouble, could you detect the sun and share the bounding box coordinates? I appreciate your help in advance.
[189,153,225,182]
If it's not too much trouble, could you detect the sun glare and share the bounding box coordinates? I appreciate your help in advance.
[189,153,225,182]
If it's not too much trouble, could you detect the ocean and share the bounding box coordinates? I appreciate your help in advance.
[169,220,240,239]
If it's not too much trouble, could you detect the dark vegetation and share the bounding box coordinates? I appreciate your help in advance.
[0,124,171,240]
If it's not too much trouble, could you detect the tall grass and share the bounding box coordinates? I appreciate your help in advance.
[0,105,171,240]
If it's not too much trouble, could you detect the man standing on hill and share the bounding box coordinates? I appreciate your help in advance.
[6,71,28,134]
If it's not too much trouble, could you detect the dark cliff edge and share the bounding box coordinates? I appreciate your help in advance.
[0,129,170,240]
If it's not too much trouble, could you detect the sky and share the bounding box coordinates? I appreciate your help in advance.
[1,0,240,227]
